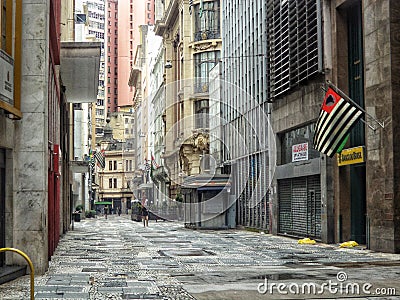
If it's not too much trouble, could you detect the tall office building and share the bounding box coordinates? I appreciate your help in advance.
[85,0,106,140]
[222,0,271,230]
[105,0,154,113]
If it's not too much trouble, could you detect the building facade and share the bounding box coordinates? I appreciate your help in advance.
[0,0,65,275]
[85,0,106,142]
[222,0,271,231]
[0,0,101,274]
[95,116,135,214]
[221,0,400,252]
[153,0,237,226]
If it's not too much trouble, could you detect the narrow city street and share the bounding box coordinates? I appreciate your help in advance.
[1,215,400,300]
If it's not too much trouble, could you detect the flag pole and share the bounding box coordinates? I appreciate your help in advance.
[320,85,376,130]
[326,80,385,129]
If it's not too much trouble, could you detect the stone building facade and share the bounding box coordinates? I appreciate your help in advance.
[219,0,400,252]
[154,0,223,204]
[266,0,400,252]
[0,0,101,275]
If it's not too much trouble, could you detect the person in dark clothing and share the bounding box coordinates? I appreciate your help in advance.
[104,206,108,219]
[141,197,149,227]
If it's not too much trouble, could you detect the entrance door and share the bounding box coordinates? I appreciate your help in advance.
[0,149,5,266]
[350,165,366,243]
[348,2,366,244]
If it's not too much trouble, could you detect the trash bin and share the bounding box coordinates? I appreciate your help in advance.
[73,212,81,222]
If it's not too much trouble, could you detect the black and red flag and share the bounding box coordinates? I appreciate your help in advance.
[313,87,363,157]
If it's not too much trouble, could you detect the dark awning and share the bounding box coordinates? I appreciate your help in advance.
[181,174,231,191]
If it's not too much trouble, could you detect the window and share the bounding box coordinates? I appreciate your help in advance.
[109,161,112,170]
[266,0,321,100]
[114,160,117,170]
[109,178,112,188]
[129,160,133,171]
[194,51,220,93]
[126,160,129,171]
[194,0,220,41]
[280,124,320,165]
[114,178,117,188]
[195,99,209,129]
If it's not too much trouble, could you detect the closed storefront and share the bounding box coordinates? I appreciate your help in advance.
[278,175,321,239]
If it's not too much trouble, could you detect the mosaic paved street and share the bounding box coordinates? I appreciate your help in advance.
[1,215,400,299]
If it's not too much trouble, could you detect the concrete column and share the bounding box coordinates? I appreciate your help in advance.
[13,1,50,274]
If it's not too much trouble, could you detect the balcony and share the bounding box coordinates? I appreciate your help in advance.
[194,30,220,42]
[194,80,209,94]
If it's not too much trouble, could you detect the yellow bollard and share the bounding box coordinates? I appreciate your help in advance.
[0,248,34,300]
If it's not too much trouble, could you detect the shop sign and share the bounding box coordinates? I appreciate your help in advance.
[292,142,308,162]
[337,146,365,166]
[0,49,14,106]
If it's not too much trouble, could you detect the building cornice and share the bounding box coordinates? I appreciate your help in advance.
[154,0,179,37]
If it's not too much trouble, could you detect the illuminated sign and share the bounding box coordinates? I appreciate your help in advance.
[337,146,365,166]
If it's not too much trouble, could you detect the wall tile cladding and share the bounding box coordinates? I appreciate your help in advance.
[364,0,400,252]
[271,82,323,134]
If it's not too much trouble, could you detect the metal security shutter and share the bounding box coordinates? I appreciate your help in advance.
[278,180,292,234]
[278,175,321,239]
[291,178,308,236]
[266,0,322,100]
[236,153,270,231]
[307,175,321,238]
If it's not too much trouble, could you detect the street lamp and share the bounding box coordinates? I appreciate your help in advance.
[165,60,172,69]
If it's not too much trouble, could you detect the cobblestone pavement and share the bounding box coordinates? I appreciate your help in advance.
[1,215,400,299]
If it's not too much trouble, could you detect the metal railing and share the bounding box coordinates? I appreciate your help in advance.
[0,248,34,299]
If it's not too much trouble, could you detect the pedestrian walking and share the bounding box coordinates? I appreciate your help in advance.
[104,206,108,219]
[141,196,149,227]
[118,207,121,216]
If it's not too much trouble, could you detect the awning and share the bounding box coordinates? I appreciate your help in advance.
[94,201,112,205]
[181,174,231,190]
[60,42,101,103]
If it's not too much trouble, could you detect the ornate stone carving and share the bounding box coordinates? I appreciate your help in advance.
[178,133,210,176]
[192,42,217,51]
